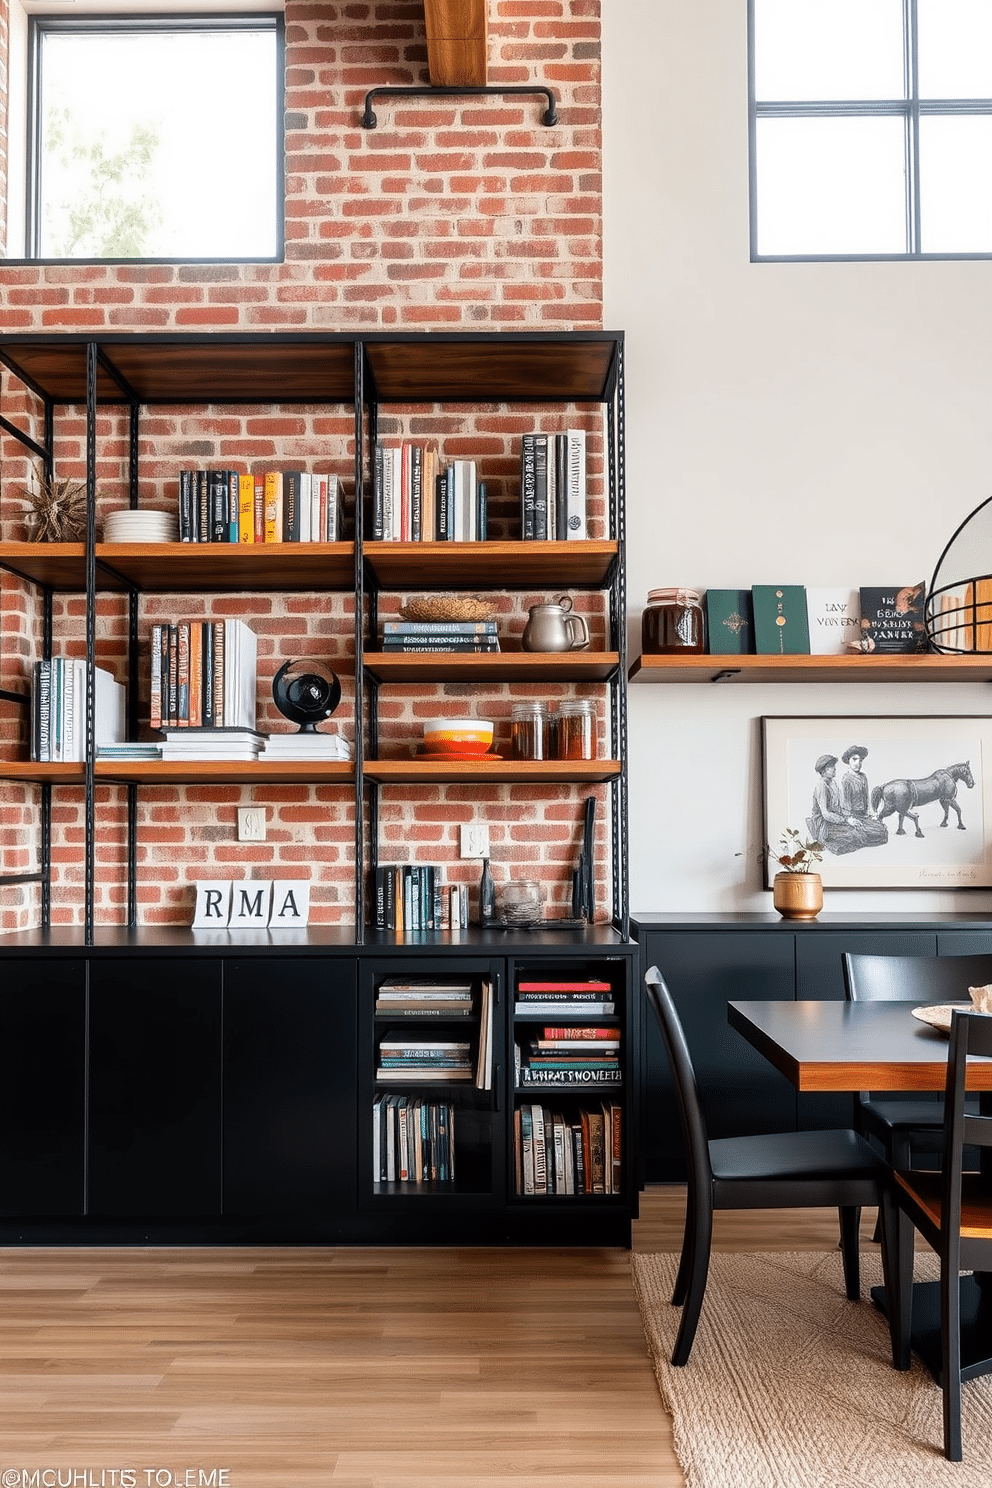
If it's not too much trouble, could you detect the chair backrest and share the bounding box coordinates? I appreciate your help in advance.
[644,966,713,1192]
[942,1012,992,1267]
[843,951,992,1005]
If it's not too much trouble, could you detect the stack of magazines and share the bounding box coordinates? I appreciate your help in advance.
[258,731,351,761]
[159,727,266,762]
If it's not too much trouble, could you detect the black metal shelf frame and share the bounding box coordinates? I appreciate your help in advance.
[0,331,629,942]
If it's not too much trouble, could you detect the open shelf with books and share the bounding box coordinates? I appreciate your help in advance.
[362,960,501,1201]
[509,957,632,1203]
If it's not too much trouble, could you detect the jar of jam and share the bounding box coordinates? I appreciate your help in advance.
[555,699,597,760]
[641,587,704,654]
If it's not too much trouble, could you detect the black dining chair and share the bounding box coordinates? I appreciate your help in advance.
[842,952,989,1172]
[886,1009,992,1461]
[645,966,897,1366]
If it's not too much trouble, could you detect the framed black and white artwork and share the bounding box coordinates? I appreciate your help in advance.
[761,716,992,889]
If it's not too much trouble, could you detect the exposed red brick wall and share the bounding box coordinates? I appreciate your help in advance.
[0,1,607,931]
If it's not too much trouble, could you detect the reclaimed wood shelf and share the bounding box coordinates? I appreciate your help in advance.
[627,652,992,684]
[0,542,356,594]
[363,650,620,684]
[366,758,622,785]
[0,760,355,786]
[363,540,618,591]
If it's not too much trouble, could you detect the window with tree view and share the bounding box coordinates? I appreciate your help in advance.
[750,0,992,260]
[29,15,283,260]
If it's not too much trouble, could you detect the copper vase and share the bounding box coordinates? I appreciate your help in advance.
[772,872,822,920]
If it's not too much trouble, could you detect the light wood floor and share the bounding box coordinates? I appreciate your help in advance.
[0,1190,882,1488]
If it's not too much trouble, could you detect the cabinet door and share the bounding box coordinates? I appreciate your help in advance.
[937,931,992,956]
[794,929,937,1129]
[0,959,86,1216]
[88,959,223,1216]
[640,932,797,1181]
[224,958,358,1219]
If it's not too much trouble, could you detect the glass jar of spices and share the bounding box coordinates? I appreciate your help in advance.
[555,698,596,760]
[641,587,704,654]
[510,701,548,760]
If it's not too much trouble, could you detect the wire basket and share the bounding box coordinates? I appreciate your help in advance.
[925,494,992,653]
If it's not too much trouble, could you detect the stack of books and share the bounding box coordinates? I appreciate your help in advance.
[372,1095,456,1184]
[513,978,616,1017]
[514,1100,622,1195]
[159,726,266,763]
[31,660,125,763]
[178,469,342,544]
[379,619,500,653]
[258,731,351,761]
[515,1024,621,1089]
[97,742,162,762]
[372,441,487,541]
[374,977,475,1018]
[150,618,257,732]
[520,429,587,540]
[375,1036,474,1081]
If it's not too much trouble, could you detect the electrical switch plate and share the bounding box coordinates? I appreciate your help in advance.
[460,824,490,859]
[238,807,267,843]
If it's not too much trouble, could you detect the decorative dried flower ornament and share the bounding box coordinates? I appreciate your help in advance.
[764,828,824,875]
[21,464,89,542]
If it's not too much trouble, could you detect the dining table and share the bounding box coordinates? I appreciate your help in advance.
[727,997,992,1384]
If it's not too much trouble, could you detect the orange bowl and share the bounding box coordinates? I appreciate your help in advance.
[423,719,494,751]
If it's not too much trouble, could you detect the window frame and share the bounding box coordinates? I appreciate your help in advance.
[748,0,992,262]
[24,9,285,264]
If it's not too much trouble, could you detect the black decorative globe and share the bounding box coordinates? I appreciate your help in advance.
[272,659,342,733]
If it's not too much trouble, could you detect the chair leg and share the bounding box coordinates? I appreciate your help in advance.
[942,1265,963,1461]
[672,1190,695,1307]
[838,1205,861,1301]
[671,1197,713,1367]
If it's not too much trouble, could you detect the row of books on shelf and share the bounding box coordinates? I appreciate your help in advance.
[178,470,343,544]
[372,1095,456,1184]
[149,619,257,732]
[374,865,472,931]
[703,584,929,656]
[514,1022,621,1088]
[372,442,487,542]
[514,1100,621,1196]
[30,660,125,763]
[375,978,493,1089]
[514,979,616,1017]
[378,619,500,653]
[520,430,587,541]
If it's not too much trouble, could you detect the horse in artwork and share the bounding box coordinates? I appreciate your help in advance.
[870,761,975,838]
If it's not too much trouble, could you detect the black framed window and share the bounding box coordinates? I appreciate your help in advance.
[749,0,992,261]
[27,12,284,261]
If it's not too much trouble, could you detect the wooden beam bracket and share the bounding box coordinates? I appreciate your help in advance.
[361,85,559,129]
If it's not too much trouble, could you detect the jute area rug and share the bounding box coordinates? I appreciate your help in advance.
[631,1250,992,1487]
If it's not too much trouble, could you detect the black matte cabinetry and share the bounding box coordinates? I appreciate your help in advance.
[224,957,358,1224]
[0,959,85,1216]
[632,914,992,1183]
[88,959,223,1216]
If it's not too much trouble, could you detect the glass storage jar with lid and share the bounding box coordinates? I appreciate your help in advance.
[555,698,597,760]
[510,701,548,760]
[641,587,704,654]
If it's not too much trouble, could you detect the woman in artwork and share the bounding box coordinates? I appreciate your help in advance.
[808,754,868,856]
[839,745,888,848]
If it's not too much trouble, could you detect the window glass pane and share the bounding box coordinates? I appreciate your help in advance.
[918,0,992,99]
[38,27,278,259]
[919,115,992,253]
[755,116,907,255]
[753,0,905,102]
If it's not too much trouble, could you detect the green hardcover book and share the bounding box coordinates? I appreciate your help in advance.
[751,585,810,655]
[704,588,754,654]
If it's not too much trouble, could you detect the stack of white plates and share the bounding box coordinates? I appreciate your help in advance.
[102,509,179,543]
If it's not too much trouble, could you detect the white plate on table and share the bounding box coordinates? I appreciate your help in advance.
[911,1003,978,1032]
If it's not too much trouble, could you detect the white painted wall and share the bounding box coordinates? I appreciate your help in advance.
[603,0,992,916]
